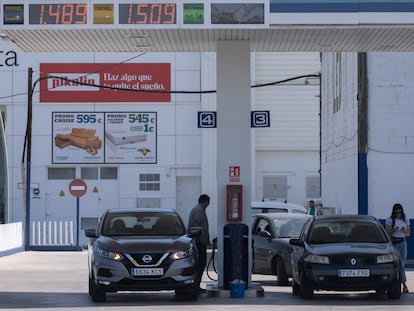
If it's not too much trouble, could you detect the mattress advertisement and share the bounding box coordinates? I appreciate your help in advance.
[104,112,156,164]
[52,112,157,164]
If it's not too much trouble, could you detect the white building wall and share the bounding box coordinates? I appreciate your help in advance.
[2,48,322,243]
[4,51,204,230]
[254,53,321,206]
[321,52,414,218]
[367,52,414,219]
[321,52,359,214]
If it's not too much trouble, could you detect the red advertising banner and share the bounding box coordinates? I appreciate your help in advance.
[40,63,171,102]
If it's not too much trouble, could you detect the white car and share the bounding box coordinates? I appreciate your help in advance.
[251,201,307,214]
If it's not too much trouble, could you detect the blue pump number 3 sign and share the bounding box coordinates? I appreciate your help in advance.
[251,111,270,128]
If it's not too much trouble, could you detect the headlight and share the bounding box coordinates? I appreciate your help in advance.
[304,254,330,264]
[96,247,123,261]
[170,247,193,260]
[377,253,398,264]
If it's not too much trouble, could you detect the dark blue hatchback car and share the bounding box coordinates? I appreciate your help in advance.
[289,214,401,299]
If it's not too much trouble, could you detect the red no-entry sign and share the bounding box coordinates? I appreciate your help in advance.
[69,179,87,198]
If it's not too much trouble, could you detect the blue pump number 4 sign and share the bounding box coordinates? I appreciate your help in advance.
[198,111,217,128]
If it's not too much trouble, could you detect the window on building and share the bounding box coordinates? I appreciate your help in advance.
[263,175,287,200]
[306,175,321,198]
[48,167,118,180]
[100,167,118,180]
[139,173,160,191]
[81,167,98,180]
[48,167,76,180]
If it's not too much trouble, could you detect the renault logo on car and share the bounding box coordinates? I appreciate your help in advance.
[351,258,357,266]
[142,254,153,263]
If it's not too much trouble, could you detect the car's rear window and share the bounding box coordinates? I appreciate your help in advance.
[101,212,186,236]
[308,220,389,244]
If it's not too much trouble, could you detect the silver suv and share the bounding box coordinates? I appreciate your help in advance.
[85,208,201,302]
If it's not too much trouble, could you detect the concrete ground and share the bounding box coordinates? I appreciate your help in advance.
[0,250,413,311]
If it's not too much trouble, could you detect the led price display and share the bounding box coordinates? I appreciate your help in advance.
[119,4,176,24]
[29,4,88,25]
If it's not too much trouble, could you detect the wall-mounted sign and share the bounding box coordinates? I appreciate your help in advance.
[105,112,157,164]
[53,112,105,164]
[40,63,171,102]
[251,110,270,128]
[52,112,157,164]
[198,111,216,128]
[229,166,240,182]
[29,3,88,24]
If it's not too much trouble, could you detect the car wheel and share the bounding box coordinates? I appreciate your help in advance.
[299,273,313,299]
[275,257,288,286]
[292,280,300,296]
[89,276,106,303]
[387,281,401,300]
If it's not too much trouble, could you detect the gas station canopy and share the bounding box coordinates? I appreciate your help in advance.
[2,0,414,53]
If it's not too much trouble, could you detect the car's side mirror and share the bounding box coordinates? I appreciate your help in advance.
[189,227,202,237]
[289,238,304,246]
[85,228,98,238]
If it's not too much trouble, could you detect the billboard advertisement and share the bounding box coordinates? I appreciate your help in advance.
[52,112,157,164]
[40,63,171,102]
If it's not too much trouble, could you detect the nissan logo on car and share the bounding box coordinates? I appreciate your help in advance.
[142,254,153,263]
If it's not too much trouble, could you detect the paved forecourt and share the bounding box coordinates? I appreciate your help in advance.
[0,251,413,311]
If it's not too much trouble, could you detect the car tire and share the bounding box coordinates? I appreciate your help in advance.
[89,276,106,303]
[386,281,401,300]
[299,273,313,299]
[275,257,289,286]
[292,280,300,296]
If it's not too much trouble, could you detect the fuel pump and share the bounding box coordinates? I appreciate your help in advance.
[222,185,248,289]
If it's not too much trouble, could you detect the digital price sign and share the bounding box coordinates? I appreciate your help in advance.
[119,3,176,24]
[29,3,88,25]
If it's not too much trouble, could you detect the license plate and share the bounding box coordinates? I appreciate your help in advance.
[131,268,164,276]
[338,269,370,277]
